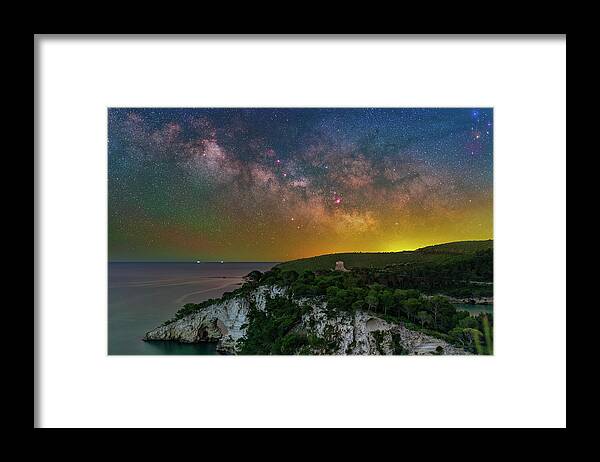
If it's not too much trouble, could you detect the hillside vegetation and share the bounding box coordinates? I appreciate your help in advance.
[275,240,493,273]
[160,239,494,355]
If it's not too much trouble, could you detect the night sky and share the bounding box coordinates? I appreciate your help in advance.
[108,108,493,262]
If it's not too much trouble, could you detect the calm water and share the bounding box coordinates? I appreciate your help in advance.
[453,303,494,316]
[108,262,277,355]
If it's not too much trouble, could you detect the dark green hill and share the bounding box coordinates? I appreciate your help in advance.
[413,240,494,255]
[275,240,493,273]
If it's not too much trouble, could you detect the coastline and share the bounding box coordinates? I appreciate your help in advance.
[108,262,277,355]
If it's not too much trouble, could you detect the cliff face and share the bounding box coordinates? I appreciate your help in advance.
[294,298,469,355]
[144,285,470,355]
[144,286,285,353]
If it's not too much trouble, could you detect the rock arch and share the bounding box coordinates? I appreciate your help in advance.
[366,318,385,332]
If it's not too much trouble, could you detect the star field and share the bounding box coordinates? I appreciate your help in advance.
[108,108,493,261]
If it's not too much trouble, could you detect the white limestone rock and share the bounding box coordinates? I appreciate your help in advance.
[144,285,471,355]
[144,285,286,353]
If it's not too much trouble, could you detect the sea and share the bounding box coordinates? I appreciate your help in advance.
[108,262,277,355]
[108,262,492,355]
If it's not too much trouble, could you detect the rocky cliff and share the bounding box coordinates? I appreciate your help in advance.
[144,286,286,353]
[144,285,470,355]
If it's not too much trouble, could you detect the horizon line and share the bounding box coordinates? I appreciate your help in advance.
[108,238,493,264]
[108,260,282,264]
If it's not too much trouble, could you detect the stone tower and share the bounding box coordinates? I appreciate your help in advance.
[334,261,350,272]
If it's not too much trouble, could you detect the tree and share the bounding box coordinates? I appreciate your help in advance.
[326,286,339,298]
[368,283,385,292]
[459,316,479,329]
[281,270,299,285]
[244,270,263,284]
[299,270,316,283]
[396,302,404,321]
[403,298,422,322]
[417,311,432,328]
[365,294,378,312]
[428,295,446,328]
[393,289,411,302]
[405,289,420,299]
[380,290,395,316]
[449,327,483,351]
[351,300,365,312]
[291,282,309,297]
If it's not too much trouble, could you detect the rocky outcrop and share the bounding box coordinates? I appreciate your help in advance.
[144,285,470,355]
[295,299,470,355]
[144,286,285,353]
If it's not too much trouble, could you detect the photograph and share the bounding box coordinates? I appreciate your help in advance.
[108,107,494,356]
[36,34,566,429]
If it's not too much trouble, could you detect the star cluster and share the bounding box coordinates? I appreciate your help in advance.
[108,108,493,261]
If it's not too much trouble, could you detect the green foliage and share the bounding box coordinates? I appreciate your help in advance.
[449,327,484,353]
[351,300,366,311]
[275,240,493,274]
[391,333,408,355]
[380,290,395,315]
[281,270,299,285]
[162,300,218,326]
[237,295,309,355]
[371,330,386,354]
[416,240,493,255]
[403,298,422,321]
[239,262,493,353]
[244,270,263,283]
[273,241,493,303]
[163,241,494,355]
[365,294,379,311]
[417,310,433,327]
[459,316,480,329]
[276,332,309,355]
[481,314,493,355]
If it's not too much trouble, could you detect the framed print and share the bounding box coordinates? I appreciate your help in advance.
[35,35,566,428]
[108,107,494,357]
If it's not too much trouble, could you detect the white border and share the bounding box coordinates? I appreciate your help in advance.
[36,36,566,428]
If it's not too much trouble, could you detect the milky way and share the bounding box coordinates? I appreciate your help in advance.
[108,108,493,261]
